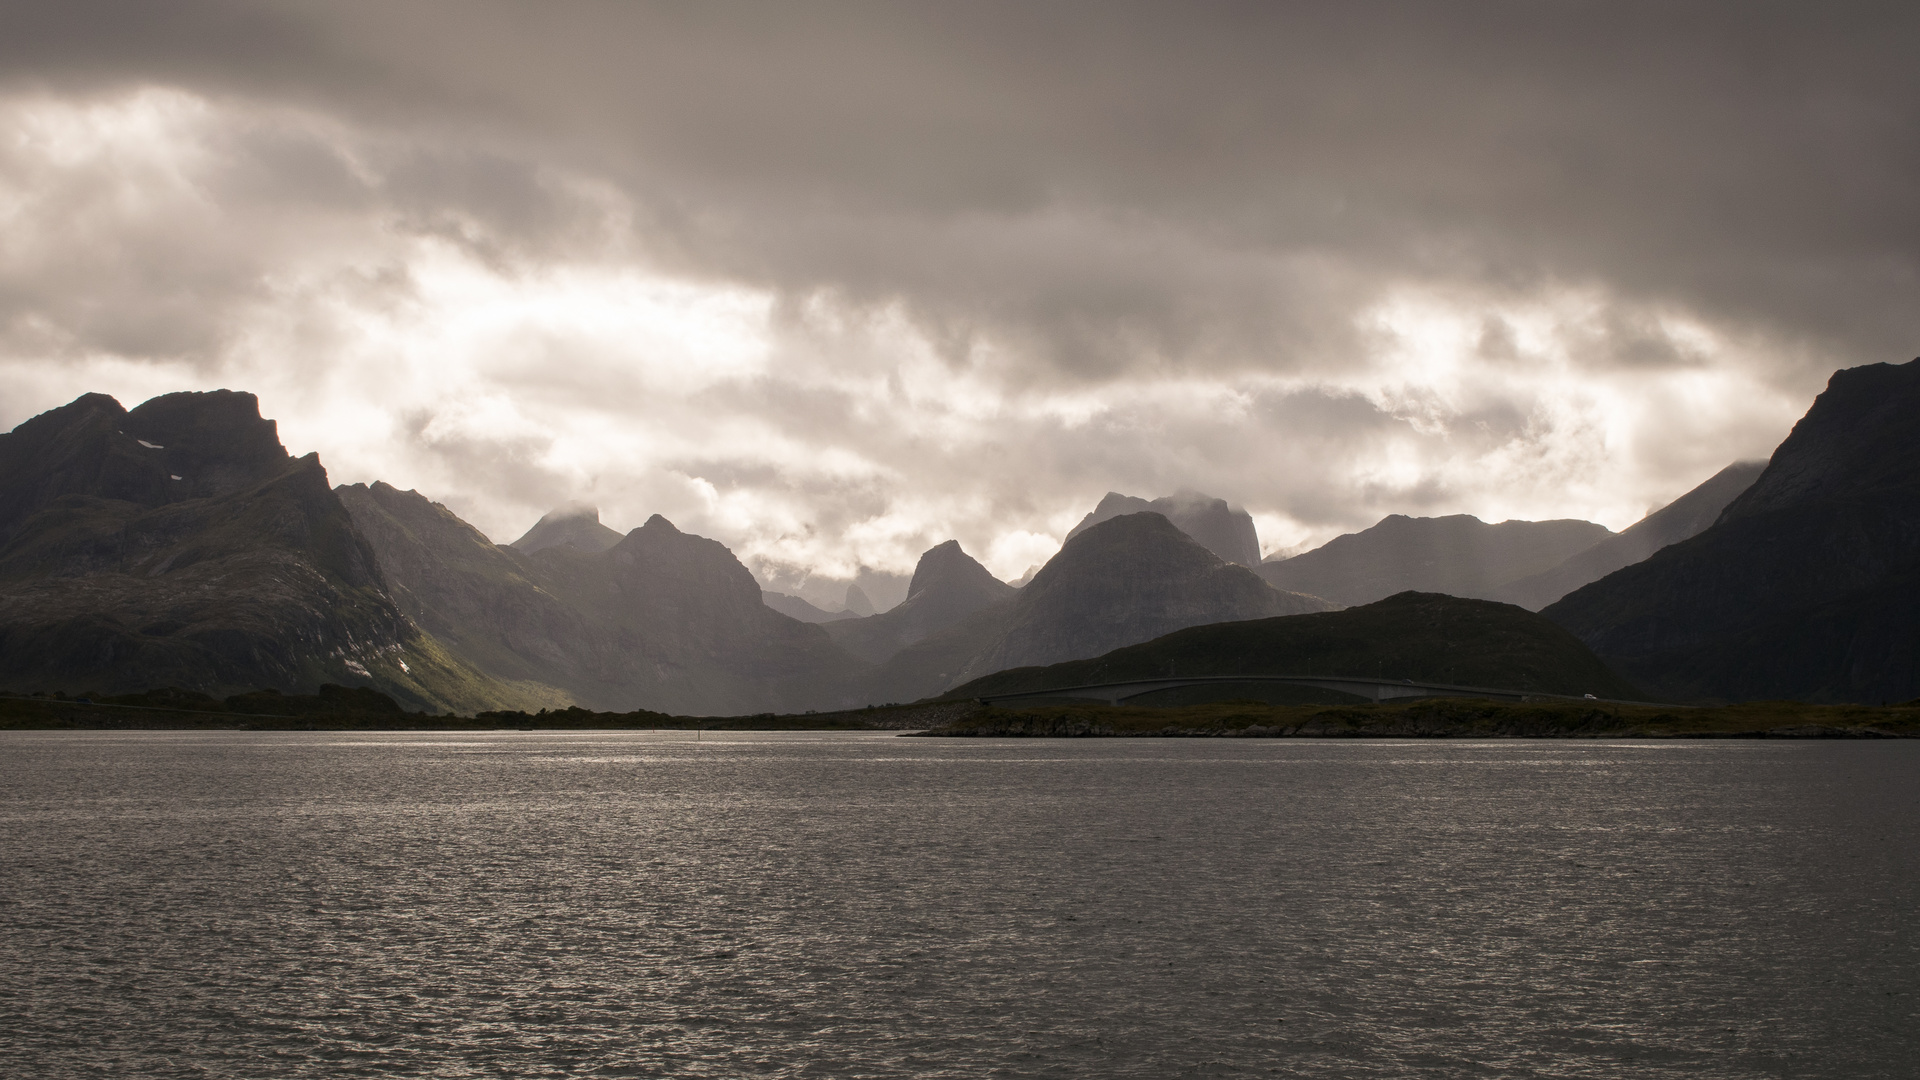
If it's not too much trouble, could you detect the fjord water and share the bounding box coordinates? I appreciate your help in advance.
[2,733,1914,1078]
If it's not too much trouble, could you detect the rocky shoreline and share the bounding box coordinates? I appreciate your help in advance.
[907,698,1920,739]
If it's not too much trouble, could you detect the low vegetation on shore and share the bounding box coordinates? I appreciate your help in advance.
[3,685,1917,738]
[913,697,1920,739]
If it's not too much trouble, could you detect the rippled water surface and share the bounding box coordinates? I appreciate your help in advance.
[2,732,1916,1078]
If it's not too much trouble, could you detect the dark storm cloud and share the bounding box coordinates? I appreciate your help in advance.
[1,0,1913,583]
[11,1,1916,378]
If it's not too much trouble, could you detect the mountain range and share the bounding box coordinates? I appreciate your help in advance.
[0,392,513,711]
[849,512,1334,704]
[0,393,1338,712]
[3,357,1913,708]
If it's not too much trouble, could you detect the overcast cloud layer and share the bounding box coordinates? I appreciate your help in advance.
[2,1,1915,605]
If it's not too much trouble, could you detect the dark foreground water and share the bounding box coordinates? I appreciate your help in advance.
[1,733,1916,1078]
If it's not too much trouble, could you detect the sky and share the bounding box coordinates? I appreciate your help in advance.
[3,2,1915,608]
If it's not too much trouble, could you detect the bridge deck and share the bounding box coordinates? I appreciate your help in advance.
[974,673,1627,706]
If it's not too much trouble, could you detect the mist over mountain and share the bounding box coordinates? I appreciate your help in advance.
[0,392,515,710]
[509,506,623,555]
[856,512,1333,704]
[1066,491,1262,567]
[1258,515,1612,607]
[1493,461,1766,611]
[1545,358,1920,703]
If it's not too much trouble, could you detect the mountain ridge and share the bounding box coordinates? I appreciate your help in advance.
[1543,358,1920,703]
[1258,514,1612,607]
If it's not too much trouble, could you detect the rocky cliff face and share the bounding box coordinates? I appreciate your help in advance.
[1259,514,1611,607]
[825,540,1014,663]
[0,392,512,710]
[1544,358,1920,703]
[856,512,1333,703]
[1066,491,1262,567]
[1493,461,1765,610]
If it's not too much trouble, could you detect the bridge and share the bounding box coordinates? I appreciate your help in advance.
[974,673,1611,707]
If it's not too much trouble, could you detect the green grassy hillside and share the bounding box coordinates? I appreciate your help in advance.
[946,591,1644,702]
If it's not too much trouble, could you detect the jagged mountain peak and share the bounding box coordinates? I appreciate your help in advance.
[907,539,1004,599]
[1065,489,1261,567]
[0,390,298,543]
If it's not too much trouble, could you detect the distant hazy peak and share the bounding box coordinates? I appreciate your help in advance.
[509,504,623,554]
[1258,512,1611,608]
[1065,489,1261,567]
[844,583,875,617]
[763,590,858,623]
[1489,458,1765,611]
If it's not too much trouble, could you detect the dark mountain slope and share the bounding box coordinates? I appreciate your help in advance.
[856,512,1332,703]
[334,482,583,705]
[341,485,864,714]
[1258,514,1611,606]
[948,592,1642,702]
[530,516,864,714]
[1544,358,1920,703]
[1494,461,1766,610]
[1066,491,1262,566]
[826,540,1014,663]
[0,392,518,711]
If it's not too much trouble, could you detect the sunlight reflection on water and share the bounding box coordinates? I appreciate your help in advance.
[2,731,1915,1078]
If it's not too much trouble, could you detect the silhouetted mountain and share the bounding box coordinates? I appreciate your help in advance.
[509,505,623,554]
[843,583,876,617]
[1545,358,1920,703]
[826,540,1014,663]
[532,516,865,713]
[857,512,1333,703]
[1258,514,1611,606]
[341,485,864,714]
[1493,461,1766,610]
[0,392,515,711]
[762,591,856,623]
[948,592,1642,702]
[1066,490,1261,566]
